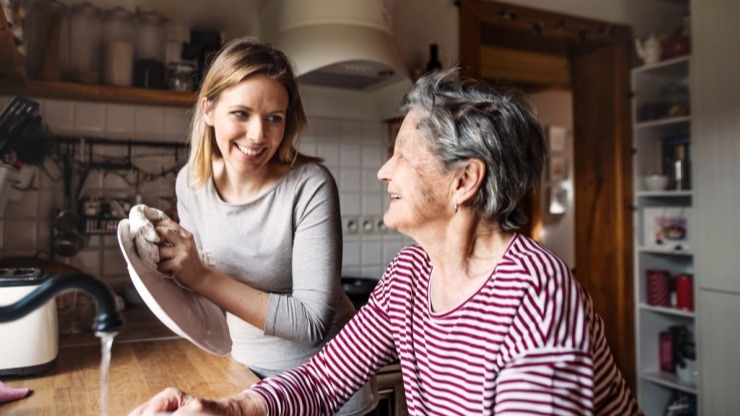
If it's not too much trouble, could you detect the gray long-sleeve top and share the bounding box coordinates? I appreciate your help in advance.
[175,161,356,374]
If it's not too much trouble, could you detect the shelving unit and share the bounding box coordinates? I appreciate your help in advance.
[632,53,697,415]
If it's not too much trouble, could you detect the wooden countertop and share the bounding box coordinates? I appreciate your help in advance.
[1,338,260,415]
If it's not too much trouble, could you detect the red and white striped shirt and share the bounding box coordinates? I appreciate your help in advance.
[252,234,643,415]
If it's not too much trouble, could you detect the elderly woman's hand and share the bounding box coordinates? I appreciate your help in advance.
[127,387,268,416]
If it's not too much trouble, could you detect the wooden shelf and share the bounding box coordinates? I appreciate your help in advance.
[0,79,197,107]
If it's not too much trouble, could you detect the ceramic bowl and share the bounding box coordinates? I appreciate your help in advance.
[643,174,670,191]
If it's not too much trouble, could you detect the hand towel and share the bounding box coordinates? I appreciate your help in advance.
[0,381,31,404]
[126,204,215,288]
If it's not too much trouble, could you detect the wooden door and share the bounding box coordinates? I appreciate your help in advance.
[459,0,636,391]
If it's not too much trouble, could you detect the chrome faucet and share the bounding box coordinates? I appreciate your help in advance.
[0,273,124,334]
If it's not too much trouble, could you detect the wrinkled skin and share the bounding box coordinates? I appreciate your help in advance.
[127,387,267,416]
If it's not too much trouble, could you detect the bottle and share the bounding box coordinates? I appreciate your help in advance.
[673,144,687,190]
[426,43,442,73]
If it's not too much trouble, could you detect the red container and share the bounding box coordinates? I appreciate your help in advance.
[659,331,674,372]
[675,274,694,311]
[646,269,671,307]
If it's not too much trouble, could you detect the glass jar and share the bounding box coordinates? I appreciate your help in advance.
[24,0,68,81]
[167,62,196,91]
[134,11,165,88]
[68,2,102,84]
[102,7,134,86]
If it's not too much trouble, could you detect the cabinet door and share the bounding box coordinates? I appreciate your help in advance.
[698,290,740,413]
[692,0,740,294]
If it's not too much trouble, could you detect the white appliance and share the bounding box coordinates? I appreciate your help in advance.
[259,0,413,121]
[0,268,58,376]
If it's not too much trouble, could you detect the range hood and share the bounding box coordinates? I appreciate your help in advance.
[259,0,413,120]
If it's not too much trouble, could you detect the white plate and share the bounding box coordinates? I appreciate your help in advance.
[117,219,231,355]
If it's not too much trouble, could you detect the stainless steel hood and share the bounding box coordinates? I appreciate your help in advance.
[259,0,413,120]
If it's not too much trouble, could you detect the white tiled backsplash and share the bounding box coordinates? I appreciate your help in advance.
[0,95,412,290]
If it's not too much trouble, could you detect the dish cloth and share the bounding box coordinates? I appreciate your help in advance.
[126,204,214,288]
[0,381,31,404]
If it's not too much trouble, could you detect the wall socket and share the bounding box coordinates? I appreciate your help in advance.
[342,215,387,235]
[342,215,360,234]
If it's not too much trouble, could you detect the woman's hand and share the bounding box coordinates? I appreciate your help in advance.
[155,218,210,290]
[127,387,268,416]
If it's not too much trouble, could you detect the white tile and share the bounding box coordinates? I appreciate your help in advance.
[362,143,385,169]
[362,193,384,216]
[317,118,341,140]
[361,240,383,265]
[361,266,385,279]
[105,104,135,137]
[4,189,39,218]
[3,219,38,249]
[74,102,106,134]
[339,192,361,215]
[134,105,165,138]
[362,121,383,141]
[340,120,362,142]
[102,247,127,275]
[338,168,361,192]
[340,143,362,168]
[317,141,340,167]
[41,99,75,133]
[341,266,361,277]
[163,107,191,140]
[69,249,101,276]
[38,223,51,251]
[342,240,361,266]
[297,140,317,157]
[362,169,381,193]
[302,119,318,141]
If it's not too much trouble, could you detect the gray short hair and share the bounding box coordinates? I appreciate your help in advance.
[399,68,547,231]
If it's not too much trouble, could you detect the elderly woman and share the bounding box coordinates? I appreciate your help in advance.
[130,68,642,416]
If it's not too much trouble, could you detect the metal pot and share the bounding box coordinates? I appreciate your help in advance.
[341,276,378,310]
[52,210,84,257]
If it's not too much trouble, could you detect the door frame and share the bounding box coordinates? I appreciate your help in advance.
[459,0,636,392]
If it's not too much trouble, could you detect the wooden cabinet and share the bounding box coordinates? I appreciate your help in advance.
[632,54,696,415]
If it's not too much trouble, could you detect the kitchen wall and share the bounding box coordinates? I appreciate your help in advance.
[0,94,412,291]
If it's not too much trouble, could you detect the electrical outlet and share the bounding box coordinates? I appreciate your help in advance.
[376,217,388,233]
[359,216,376,234]
[342,215,360,234]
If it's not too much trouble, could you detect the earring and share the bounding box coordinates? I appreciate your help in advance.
[453,203,458,213]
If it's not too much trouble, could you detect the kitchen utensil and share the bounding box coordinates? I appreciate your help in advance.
[341,276,378,310]
[0,268,58,376]
[0,97,41,160]
[52,210,84,257]
[117,219,232,355]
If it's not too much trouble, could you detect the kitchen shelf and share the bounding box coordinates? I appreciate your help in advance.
[0,79,197,107]
[632,21,696,415]
[639,303,696,318]
[635,116,691,130]
[637,246,693,256]
[640,371,697,395]
[635,190,692,198]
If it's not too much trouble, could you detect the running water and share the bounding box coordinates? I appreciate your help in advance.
[97,332,116,416]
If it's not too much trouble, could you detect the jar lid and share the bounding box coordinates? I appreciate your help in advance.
[168,62,195,73]
[71,2,101,15]
[104,6,133,20]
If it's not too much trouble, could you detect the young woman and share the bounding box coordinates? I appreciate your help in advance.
[148,37,377,416]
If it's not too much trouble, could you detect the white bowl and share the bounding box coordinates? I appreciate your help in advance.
[643,175,670,191]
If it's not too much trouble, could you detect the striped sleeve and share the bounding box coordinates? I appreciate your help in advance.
[250,257,400,416]
[494,238,596,415]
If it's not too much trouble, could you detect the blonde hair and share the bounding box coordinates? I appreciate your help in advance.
[186,37,317,188]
